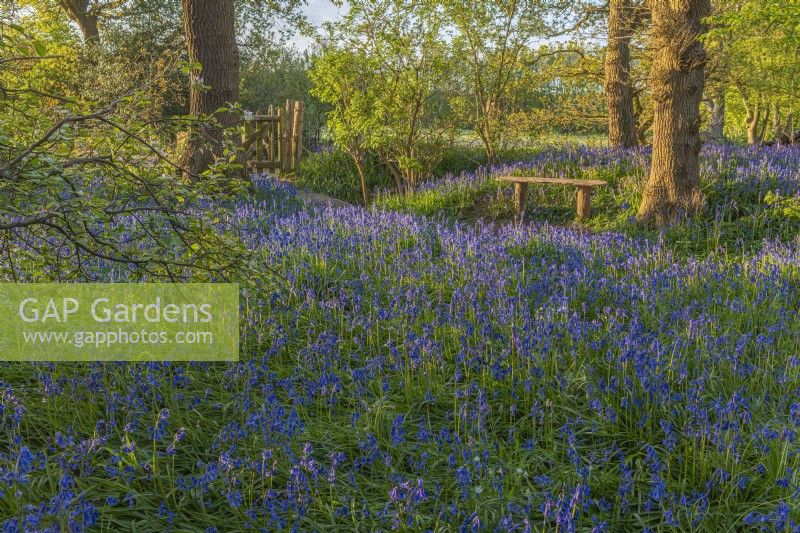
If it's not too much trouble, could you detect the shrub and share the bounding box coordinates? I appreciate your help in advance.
[296,145,553,205]
[297,148,394,204]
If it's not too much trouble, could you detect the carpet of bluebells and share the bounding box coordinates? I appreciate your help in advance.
[380,144,800,255]
[2,146,800,531]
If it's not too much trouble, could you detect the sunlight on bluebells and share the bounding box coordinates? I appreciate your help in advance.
[2,147,800,531]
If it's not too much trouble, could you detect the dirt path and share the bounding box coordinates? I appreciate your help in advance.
[297,191,353,209]
[265,173,353,209]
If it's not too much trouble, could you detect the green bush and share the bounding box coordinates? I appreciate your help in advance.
[297,145,554,205]
[432,146,492,176]
[297,149,394,204]
[433,146,562,176]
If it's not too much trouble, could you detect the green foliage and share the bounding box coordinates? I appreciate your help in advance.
[0,12,247,281]
[297,149,393,205]
[444,0,595,159]
[297,144,585,206]
[311,0,453,194]
[765,190,800,221]
[240,47,326,147]
[704,0,800,142]
[308,0,613,203]
[308,45,381,200]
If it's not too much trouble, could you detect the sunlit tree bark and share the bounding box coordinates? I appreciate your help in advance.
[638,0,711,225]
[604,0,638,148]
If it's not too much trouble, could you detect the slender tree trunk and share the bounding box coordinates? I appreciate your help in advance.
[482,133,497,166]
[382,156,406,196]
[605,0,638,148]
[755,105,771,144]
[772,101,782,142]
[350,153,369,205]
[59,0,100,42]
[746,106,760,145]
[783,113,794,145]
[758,105,770,144]
[180,0,240,177]
[638,0,710,225]
[481,98,499,164]
[705,92,725,142]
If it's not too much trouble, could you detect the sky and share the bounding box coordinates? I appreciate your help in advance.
[288,1,595,51]
[290,0,345,51]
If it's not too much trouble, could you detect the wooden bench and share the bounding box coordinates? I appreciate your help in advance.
[495,176,608,219]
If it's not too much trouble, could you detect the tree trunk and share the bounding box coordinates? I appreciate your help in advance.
[772,101,782,142]
[351,153,369,205]
[382,156,406,196]
[59,0,100,43]
[743,96,761,145]
[746,106,760,145]
[604,0,638,148]
[180,0,240,177]
[638,0,710,225]
[782,113,794,145]
[477,98,499,165]
[758,105,770,144]
[705,92,725,141]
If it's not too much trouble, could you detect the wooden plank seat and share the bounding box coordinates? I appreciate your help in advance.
[495,176,608,219]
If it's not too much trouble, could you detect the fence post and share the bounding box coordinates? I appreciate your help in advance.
[292,100,304,171]
[266,105,274,164]
[255,111,263,166]
[282,99,292,173]
[241,118,250,172]
[277,106,285,175]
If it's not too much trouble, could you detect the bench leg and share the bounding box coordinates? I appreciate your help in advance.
[514,182,529,218]
[576,186,592,218]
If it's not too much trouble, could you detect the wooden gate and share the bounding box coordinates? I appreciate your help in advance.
[242,99,304,175]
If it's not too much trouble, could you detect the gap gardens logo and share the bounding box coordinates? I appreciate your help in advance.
[0,284,239,361]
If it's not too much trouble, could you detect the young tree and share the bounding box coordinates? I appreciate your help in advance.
[447,0,541,163]
[315,0,450,194]
[604,0,638,147]
[180,0,240,176]
[309,48,378,204]
[446,0,582,162]
[638,0,711,225]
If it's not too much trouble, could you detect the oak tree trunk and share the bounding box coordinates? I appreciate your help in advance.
[604,0,638,148]
[181,0,240,177]
[638,0,710,225]
[59,0,100,43]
